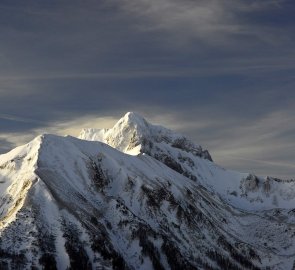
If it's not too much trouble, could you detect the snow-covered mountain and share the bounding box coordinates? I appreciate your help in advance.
[0,112,295,270]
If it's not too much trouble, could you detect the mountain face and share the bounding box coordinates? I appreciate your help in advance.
[0,113,295,270]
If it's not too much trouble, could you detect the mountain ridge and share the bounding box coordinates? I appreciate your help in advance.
[0,112,295,269]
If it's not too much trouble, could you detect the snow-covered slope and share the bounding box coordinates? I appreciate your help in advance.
[0,112,295,270]
[0,136,41,229]
[79,112,295,212]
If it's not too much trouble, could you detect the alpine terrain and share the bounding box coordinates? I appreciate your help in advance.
[1,112,295,270]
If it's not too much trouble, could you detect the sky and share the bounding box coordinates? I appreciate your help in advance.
[0,0,294,179]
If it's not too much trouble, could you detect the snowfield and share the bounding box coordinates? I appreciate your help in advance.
[0,112,295,269]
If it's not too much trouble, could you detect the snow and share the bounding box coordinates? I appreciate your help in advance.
[78,112,295,212]
[0,136,41,229]
[79,111,203,156]
[0,112,295,269]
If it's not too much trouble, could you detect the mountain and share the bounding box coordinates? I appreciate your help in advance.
[0,112,295,270]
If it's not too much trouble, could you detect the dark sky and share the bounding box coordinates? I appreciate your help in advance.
[0,0,294,178]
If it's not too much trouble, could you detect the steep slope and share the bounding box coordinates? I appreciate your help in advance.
[0,113,294,269]
[79,112,295,212]
[0,136,40,229]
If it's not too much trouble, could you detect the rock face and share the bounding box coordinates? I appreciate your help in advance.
[0,112,295,270]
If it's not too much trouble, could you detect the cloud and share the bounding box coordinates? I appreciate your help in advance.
[0,113,44,125]
[116,0,288,45]
[0,114,118,153]
[36,115,118,137]
[0,0,293,86]
[0,138,14,154]
[181,109,295,179]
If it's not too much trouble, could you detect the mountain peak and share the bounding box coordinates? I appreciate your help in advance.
[79,112,213,176]
[115,111,150,136]
[123,111,147,124]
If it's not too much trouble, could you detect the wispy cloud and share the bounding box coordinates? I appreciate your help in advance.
[216,155,295,171]
[1,53,295,83]
[117,0,288,45]
[0,114,118,153]
[185,109,295,179]
[0,113,44,124]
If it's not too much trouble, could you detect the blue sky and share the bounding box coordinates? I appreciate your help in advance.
[0,0,294,178]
